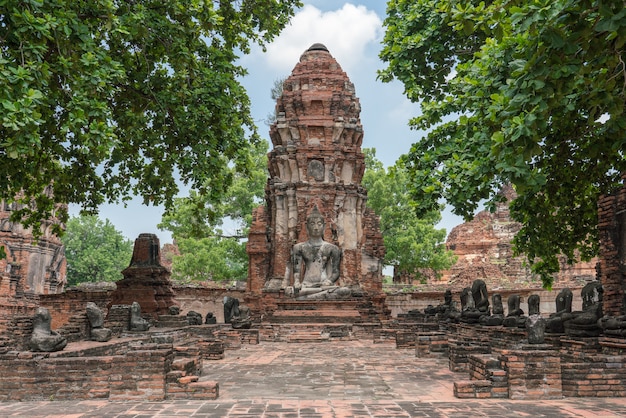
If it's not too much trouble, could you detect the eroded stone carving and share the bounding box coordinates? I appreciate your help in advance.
[503,294,526,328]
[481,294,504,326]
[546,288,573,333]
[29,307,67,352]
[205,312,217,324]
[186,310,203,326]
[526,294,546,344]
[86,302,112,342]
[223,296,251,329]
[461,280,490,324]
[564,281,603,337]
[223,296,239,324]
[231,305,252,330]
[599,310,626,336]
[130,301,150,331]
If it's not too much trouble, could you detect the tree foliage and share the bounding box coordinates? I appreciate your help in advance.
[158,139,268,282]
[61,215,133,286]
[362,148,455,281]
[265,76,287,126]
[379,0,626,286]
[0,0,301,236]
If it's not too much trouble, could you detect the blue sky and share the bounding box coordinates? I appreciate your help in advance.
[78,1,463,243]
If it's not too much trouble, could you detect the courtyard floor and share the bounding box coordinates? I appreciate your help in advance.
[0,340,625,417]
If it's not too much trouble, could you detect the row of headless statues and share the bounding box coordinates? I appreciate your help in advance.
[426,279,626,339]
[28,301,148,352]
[27,279,626,352]
[29,300,233,353]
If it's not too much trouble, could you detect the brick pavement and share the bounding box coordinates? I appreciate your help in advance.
[0,340,625,417]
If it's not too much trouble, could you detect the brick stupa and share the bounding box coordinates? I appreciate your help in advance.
[246,44,387,320]
[108,233,178,320]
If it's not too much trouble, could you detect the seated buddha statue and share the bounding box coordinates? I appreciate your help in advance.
[546,288,573,333]
[29,307,67,352]
[291,206,353,300]
[564,281,603,337]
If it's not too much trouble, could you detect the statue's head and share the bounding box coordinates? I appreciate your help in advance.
[306,206,325,239]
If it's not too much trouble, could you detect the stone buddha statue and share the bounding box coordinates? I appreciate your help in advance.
[564,281,603,337]
[29,307,67,352]
[546,288,573,333]
[503,294,527,328]
[525,294,546,344]
[291,206,351,300]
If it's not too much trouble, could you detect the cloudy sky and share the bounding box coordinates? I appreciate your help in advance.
[82,1,463,243]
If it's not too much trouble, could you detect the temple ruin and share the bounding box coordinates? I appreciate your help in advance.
[0,199,67,297]
[0,44,625,403]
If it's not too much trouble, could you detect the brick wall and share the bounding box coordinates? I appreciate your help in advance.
[560,337,626,397]
[0,336,220,401]
[597,182,626,316]
[0,341,173,401]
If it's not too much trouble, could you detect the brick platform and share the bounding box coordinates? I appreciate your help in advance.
[2,341,626,417]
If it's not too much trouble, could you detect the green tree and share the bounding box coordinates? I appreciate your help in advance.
[62,215,133,286]
[379,0,626,286]
[265,76,287,126]
[158,139,268,282]
[0,0,301,237]
[362,148,455,282]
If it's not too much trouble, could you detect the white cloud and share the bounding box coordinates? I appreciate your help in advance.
[259,4,382,74]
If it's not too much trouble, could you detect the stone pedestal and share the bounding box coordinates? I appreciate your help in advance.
[500,345,562,399]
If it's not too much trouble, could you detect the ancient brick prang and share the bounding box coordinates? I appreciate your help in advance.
[440,185,597,290]
[247,44,385,296]
[0,199,66,296]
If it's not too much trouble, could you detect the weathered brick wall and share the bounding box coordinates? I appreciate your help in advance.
[246,206,271,294]
[498,346,562,399]
[0,336,220,401]
[448,324,492,372]
[0,342,174,401]
[173,286,246,324]
[598,182,626,316]
[559,337,626,397]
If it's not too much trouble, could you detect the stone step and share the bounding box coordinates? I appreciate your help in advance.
[269,307,362,324]
[287,331,330,343]
[171,358,199,374]
[157,315,188,328]
[272,309,361,317]
[454,379,495,398]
